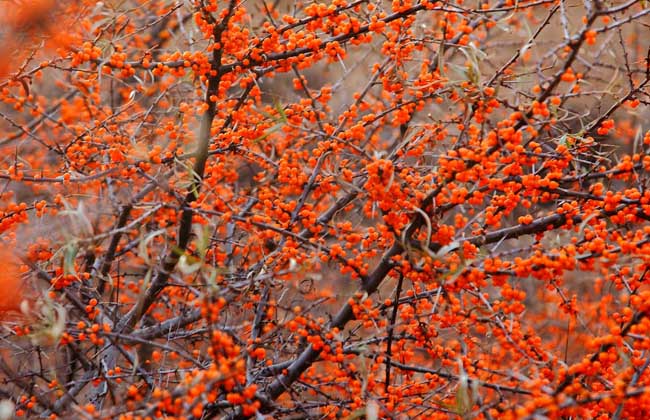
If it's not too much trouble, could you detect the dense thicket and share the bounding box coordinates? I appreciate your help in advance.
[1,1,650,419]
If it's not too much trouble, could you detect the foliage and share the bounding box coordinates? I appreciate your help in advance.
[0,0,650,419]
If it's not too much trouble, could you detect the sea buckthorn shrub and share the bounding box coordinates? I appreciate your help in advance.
[1,0,650,419]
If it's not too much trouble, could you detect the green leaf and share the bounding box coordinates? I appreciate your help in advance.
[273,100,288,123]
[194,224,211,259]
[178,254,203,275]
[63,243,78,276]
[138,228,166,264]
[455,358,472,418]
